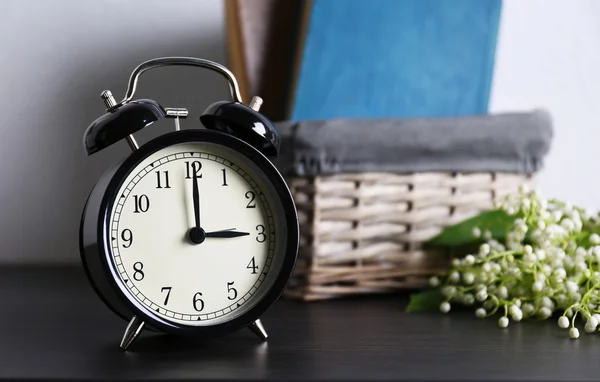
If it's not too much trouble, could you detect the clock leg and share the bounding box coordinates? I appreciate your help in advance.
[247,319,268,341]
[120,316,145,351]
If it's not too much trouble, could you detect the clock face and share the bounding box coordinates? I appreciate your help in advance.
[106,141,287,327]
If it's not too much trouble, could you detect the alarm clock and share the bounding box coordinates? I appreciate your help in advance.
[79,57,299,351]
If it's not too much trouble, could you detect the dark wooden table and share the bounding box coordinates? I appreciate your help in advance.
[1,266,599,381]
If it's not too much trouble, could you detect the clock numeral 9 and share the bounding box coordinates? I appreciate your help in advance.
[185,161,202,179]
[193,292,204,311]
[227,281,238,300]
[155,170,171,189]
[133,194,150,213]
[245,191,256,208]
[256,225,266,243]
[121,229,133,248]
[247,257,258,274]
[133,262,144,281]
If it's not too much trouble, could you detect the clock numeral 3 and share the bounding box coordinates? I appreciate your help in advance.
[133,262,144,281]
[247,257,259,274]
[256,225,266,243]
[185,161,203,179]
[221,168,228,186]
[161,287,172,305]
[245,191,256,208]
[121,229,133,248]
[227,281,238,300]
[193,292,204,311]
[155,170,171,189]
[133,194,150,213]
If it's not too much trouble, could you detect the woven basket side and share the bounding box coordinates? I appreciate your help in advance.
[284,172,534,301]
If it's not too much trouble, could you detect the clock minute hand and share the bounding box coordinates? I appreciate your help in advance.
[205,229,250,238]
[192,171,201,229]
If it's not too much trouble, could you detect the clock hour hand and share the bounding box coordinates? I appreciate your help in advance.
[205,229,250,238]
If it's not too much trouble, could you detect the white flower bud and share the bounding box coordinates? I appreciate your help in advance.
[521,199,531,211]
[506,206,516,215]
[541,296,554,309]
[572,293,582,302]
[591,233,600,245]
[462,272,475,285]
[472,227,481,238]
[593,314,600,323]
[532,281,544,293]
[536,249,546,261]
[519,184,530,194]
[561,218,575,231]
[565,309,574,318]
[537,221,546,230]
[570,327,580,339]
[498,316,509,328]
[522,303,535,315]
[511,309,523,322]
[449,271,460,283]
[514,299,522,308]
[575,247,586,258]
[442,286,456,297]
[576,262,588,273]
[524,245,533,255]
[566,281,578,295]
[429,276,440,287]
[497,286,508,299]
[542,264,552,275]
[483,230,492,240]
[439,302,451,313]
[464,254,475,265]
[476,289,488,302]
[451,258,461,267]
[462,293,475,305]
[509,305,519,316]
[482,262,492,273]
[552,211,563,222]
[558,316,570,329]
[585,317,598,333]
[539,307,552,318]
[554,268,566,280]
[479,244,490,256]
[475,308,486,318]
[552,258,564,269]
[557,294,568,307]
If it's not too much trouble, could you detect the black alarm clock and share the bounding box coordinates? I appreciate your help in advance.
[79,57,299,351]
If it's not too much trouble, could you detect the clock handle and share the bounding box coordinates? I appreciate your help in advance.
[114,57,244,108]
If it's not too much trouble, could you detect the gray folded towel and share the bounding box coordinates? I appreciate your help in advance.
[274,109,553,177]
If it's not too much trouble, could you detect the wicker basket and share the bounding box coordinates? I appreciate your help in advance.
[284,172,534,301]
[276,111,553,301]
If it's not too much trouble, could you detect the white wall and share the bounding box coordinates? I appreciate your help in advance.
[0,0,228,263]
[490,0,600,211]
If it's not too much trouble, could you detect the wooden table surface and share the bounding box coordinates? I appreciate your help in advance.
[1,266,599,381]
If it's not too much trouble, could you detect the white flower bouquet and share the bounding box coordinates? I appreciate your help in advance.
[408,185,600,339]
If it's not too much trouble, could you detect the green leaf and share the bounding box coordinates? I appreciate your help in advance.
[406,289,444,312]
[426,209,518,248]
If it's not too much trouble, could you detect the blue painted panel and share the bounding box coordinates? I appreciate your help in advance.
[291,0,502,120]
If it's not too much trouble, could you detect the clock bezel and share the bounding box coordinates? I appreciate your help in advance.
[81,129,299,337]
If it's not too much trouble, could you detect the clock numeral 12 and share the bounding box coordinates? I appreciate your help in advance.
[185,161,202,179]
[227,281,237,300]
[133,194,149,213]
[155,171,170,189]
[247,257,258,274]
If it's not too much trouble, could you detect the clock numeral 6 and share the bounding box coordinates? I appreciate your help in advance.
[133,194,150,213]
[133,262,144,281]
[256,225,266,243]
[193,292,204,311]
[247,257,259,274]
[121,229,133,248]
[185,161,203,179]
[155,170,171,189]
[245,191,256,208]
[227,281,238,300]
